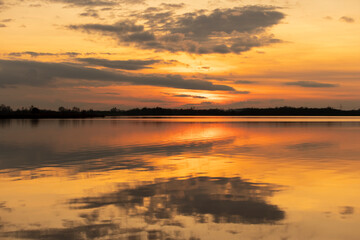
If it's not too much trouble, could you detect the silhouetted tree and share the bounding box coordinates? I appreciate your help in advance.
[58,106,67,112]
[72,107,80,112]
[110,107,118,112]
[29,105,40,113]
[0,104,12,112]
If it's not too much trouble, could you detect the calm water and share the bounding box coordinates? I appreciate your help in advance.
[1,117,360,240]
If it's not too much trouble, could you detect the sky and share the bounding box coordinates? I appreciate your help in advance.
[0,0,359,110]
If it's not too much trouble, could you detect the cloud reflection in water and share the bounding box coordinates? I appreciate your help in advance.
[70,177,284,224]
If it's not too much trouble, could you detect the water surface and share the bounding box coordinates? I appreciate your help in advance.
[1,117,360,239]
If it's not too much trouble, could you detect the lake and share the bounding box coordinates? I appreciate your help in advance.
[1,117,360,239]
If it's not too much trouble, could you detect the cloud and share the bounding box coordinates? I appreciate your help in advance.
[77,57,160,70]
[29,4,42,7]
[182,101,215,108]
[225,70,360,83]
[7,52,119,57]
[47,0,144,7]
[0,23,6,27]
[169,6,283,38]
[67,20,148,36]
[0,0,4,12]
[284,81,338,88]
[235,80,257,84]
[68,5,285,54]
[8,51,81,57]
[79,8,99,18]
[173,94,207,99]
[49,0,117,7]
[99,92,168,103]
[1,18,12,22]
[234,90,251,94]
[0,59,235,91]
[159,3,185,9]
[339,16,355,23]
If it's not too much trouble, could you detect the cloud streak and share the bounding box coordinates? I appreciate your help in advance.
[76,57,161,70]
[284,81,338,88]
[235,80,257,84]
[48,0,144,7]
[0,59,235,91]
[1,18,12,22]
[173,94,207,99]
[8,51,81,57]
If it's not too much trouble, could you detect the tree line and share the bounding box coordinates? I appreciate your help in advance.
[1,104,360,118]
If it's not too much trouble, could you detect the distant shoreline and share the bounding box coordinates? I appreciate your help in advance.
[1,106,360,119]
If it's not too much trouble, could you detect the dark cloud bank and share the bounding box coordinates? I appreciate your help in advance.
[0,59,235,91]
[68,5,285,54]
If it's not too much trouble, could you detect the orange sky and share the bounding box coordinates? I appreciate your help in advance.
[0,0,359,109]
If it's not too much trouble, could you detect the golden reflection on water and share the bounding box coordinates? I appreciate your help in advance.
[0,117,360,239]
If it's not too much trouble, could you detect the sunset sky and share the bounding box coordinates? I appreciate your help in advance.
[0,0,359,110]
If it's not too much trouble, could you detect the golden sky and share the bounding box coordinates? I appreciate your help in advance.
[0,0,359,109]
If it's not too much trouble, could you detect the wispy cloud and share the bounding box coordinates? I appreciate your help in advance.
[339,16,355,23]
[48,0,144,7]
[1,18,12,22]
[235,80,257,84]
[79,8,100,18]
[76,58,161,70]
[284,81,338,88]
[8,51,81,57]
[173,94,207,99]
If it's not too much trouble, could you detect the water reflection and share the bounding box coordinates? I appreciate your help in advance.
[1,176,284,240]
[1,117,360,239]
[0,137,234,174]
[0,202,12,213]
[2,224,119,240]
[70,177,284,224]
